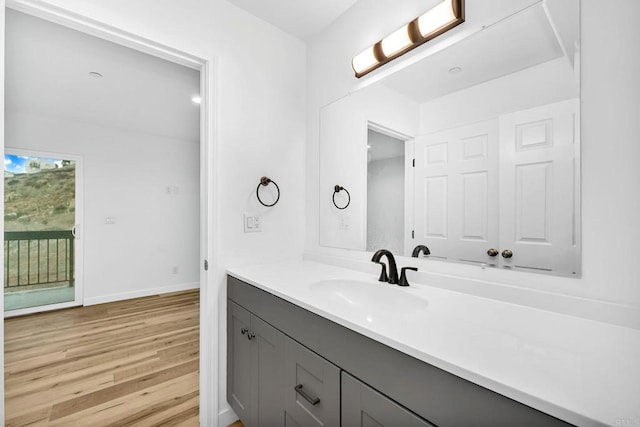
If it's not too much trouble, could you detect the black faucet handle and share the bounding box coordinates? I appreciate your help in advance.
[375,262,389,282]
[398,267,418,287]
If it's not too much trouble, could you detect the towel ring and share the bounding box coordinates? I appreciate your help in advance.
[257,176,280,207]
[332,185,350,210]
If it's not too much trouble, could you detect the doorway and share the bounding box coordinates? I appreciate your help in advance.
[2,5,211,424]
[4,150,83,314]
[365,124,414,256]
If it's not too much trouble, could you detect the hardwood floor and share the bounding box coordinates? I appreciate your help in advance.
[4,289,200,426]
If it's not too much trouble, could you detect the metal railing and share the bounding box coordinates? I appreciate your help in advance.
[4,230,74,289]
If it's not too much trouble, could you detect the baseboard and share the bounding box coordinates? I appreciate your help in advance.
[218,406,238,426]
[83,282,199,306]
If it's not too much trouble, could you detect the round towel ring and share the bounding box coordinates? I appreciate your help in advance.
[332,185,350,210]
[257,176,280,207]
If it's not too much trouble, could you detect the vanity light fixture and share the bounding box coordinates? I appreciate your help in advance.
[352,0,464,78]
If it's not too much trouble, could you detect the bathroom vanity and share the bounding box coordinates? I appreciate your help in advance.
[226,261,639,426]
[228,274,568,426]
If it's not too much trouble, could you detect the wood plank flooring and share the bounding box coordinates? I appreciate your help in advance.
[4,289,200,426]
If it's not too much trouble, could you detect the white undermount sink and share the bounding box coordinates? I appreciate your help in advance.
[308,279,428,323]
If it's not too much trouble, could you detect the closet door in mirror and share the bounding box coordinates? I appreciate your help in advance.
[499,99,579,275]
[413,119,499,264]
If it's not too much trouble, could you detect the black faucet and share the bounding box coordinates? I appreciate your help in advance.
[371,249,399,284]
[412,245,430,257]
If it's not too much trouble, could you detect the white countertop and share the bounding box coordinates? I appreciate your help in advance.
[228,260,640,427]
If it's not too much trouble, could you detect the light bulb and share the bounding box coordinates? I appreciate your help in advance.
[418,0,456,37]
[352,46,378,75]
[381,25,412,57]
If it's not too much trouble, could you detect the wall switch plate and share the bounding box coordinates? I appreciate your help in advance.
[244,213,262,233]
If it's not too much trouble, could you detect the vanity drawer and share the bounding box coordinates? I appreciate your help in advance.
[284,337,340,427]
[342,372,435,427]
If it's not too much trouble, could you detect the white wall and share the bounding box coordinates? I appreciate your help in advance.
[367,156,404,254]
[307,0,640,320]
[5,111,200,303]
[1,0,307,424]
[319,83,417,250]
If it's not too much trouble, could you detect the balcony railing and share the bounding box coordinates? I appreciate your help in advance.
[4,230,74,290]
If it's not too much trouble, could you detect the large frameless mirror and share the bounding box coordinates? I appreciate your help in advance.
[319,0,581,276]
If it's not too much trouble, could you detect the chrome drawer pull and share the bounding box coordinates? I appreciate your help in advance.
[294,384,320,405]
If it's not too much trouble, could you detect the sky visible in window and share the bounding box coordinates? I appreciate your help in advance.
[4,154,65,174]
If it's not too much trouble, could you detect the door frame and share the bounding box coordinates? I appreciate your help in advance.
[365,121,414,255]
[0,1,219,424]
[3,147,84,316]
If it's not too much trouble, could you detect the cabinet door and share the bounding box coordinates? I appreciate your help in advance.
[227,301,253,424]
[342,372,434,427]
[284,337,340,427]
[251,315,286,427]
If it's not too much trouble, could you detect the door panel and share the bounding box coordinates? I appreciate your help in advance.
[424,176,448,239]
[516,162,552,242]
[499,99,578,274]
[228,301,253,424]
[414,120,498,263]
[252,315,286,427]
[461,171,489,241]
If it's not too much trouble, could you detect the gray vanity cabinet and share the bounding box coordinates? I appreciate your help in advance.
[342,372,434,427]
[227,301,285,427]
[284,338,340,427]
[228,276,574,427]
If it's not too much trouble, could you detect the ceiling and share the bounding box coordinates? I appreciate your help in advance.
[5,9,200,143]
[225,0,359,40]
[223,0,577,105]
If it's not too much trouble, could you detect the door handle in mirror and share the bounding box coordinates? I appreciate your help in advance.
[502,249,513,259]
[487,248,499,257]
